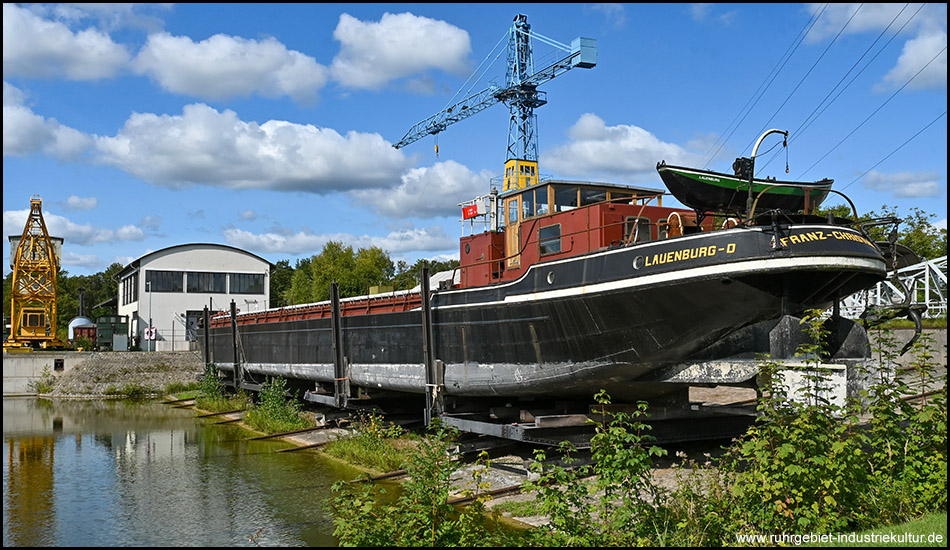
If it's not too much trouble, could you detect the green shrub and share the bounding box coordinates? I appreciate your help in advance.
[28,365,57,394]
[323,411,409,473]
[244,376,311,434]
[329,422,516,547]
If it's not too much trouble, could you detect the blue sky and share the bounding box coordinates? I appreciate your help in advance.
[3,3,947,277]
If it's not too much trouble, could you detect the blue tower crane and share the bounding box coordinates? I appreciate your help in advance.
[393,14,596,192]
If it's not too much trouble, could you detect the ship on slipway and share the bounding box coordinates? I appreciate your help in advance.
[201,135,896,444]
[201,16,898,444]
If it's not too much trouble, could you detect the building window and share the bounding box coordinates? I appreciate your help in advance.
[230,273,264,294]
[146,270,183,293]
[122,272,138,305]
[187,272,226,293]
[539,225,561,255]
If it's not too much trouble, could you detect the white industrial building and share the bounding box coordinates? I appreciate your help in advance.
[116,243,272,351]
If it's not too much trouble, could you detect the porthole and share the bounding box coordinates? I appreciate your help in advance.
[464,243,471,254]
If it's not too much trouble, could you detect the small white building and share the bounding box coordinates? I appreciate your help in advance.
[117,243,272,351]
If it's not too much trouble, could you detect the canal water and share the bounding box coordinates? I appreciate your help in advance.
[2,396,365,547]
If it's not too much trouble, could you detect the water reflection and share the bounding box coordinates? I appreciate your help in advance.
[3,397,357,547]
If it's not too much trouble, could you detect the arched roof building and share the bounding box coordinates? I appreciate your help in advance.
[117,243,272,351]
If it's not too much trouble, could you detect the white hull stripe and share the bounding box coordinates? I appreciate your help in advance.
[435,256,884,310]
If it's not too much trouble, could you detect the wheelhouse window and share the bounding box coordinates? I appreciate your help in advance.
[580,188,607,206]
[610,191,634,204]
[146,270,184,293]
[187,271,226,293]
[554,185,578,212]
[521,186,550,218]
[507,198,519,225]
[539,224,562,255]
[624,217,653,243]
[521,190,534,219]
[534,186,549,216]
[230,273,265,294]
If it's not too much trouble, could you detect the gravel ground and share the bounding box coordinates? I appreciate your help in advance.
[48,351,204,396]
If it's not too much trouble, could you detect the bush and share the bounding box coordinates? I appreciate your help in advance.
[194,364,251,413]
[326,311,946,546]
[244,376,311,434]
[329,422,516,547]
[323,411,408,473]
[28,365,57,394]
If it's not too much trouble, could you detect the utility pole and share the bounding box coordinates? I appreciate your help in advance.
[147,281,153,352]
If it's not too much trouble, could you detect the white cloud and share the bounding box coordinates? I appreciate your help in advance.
[542,113,698,183]
[94,103,410,191]
[223,224,455,257]
[46,3,171,33]
[330,12,471,90]
[3,209,147,248]
[586,4,627,29]
[133,32,328,103]
[139,215,163,231]
[3,81,94,159]
[881,29,948,91]
[60,250,105,270]
[65,196,98,211]
[806,3,947,91]
[2,4,130,80]
[806,4,912,43]
[861,169,943,198]
[350,160,490,218]
[686,3,736,26]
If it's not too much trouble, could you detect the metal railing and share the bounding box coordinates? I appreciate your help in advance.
[839,255,947,319]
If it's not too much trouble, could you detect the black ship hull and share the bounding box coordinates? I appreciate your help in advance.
[205,221,885,402]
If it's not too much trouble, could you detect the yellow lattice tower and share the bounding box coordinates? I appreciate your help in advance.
[5,196,65,350]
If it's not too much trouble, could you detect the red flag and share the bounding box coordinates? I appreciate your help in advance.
[462,204,478,219]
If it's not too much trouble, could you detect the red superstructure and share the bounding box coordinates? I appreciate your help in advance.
[213,178,709,327]
[458,179,711,288]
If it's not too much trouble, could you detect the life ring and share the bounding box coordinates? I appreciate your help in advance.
[721,217,739,229]
[667,212,684,237]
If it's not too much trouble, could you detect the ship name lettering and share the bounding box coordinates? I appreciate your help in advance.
[645,243,736,267]
[779,230,873,248]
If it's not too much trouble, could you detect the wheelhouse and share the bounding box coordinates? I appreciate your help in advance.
[458,179,712,288]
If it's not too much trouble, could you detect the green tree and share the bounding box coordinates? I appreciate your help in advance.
[865,205,947,260]
[308,242,396,300]
[310,241,357,301]
[269,259,293,308]
[286,257,313,305]
[817,203,947,260]
[354,246,394,293]
[393,258,460,290]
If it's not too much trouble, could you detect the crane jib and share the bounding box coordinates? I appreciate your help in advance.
[392,15,596,154]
